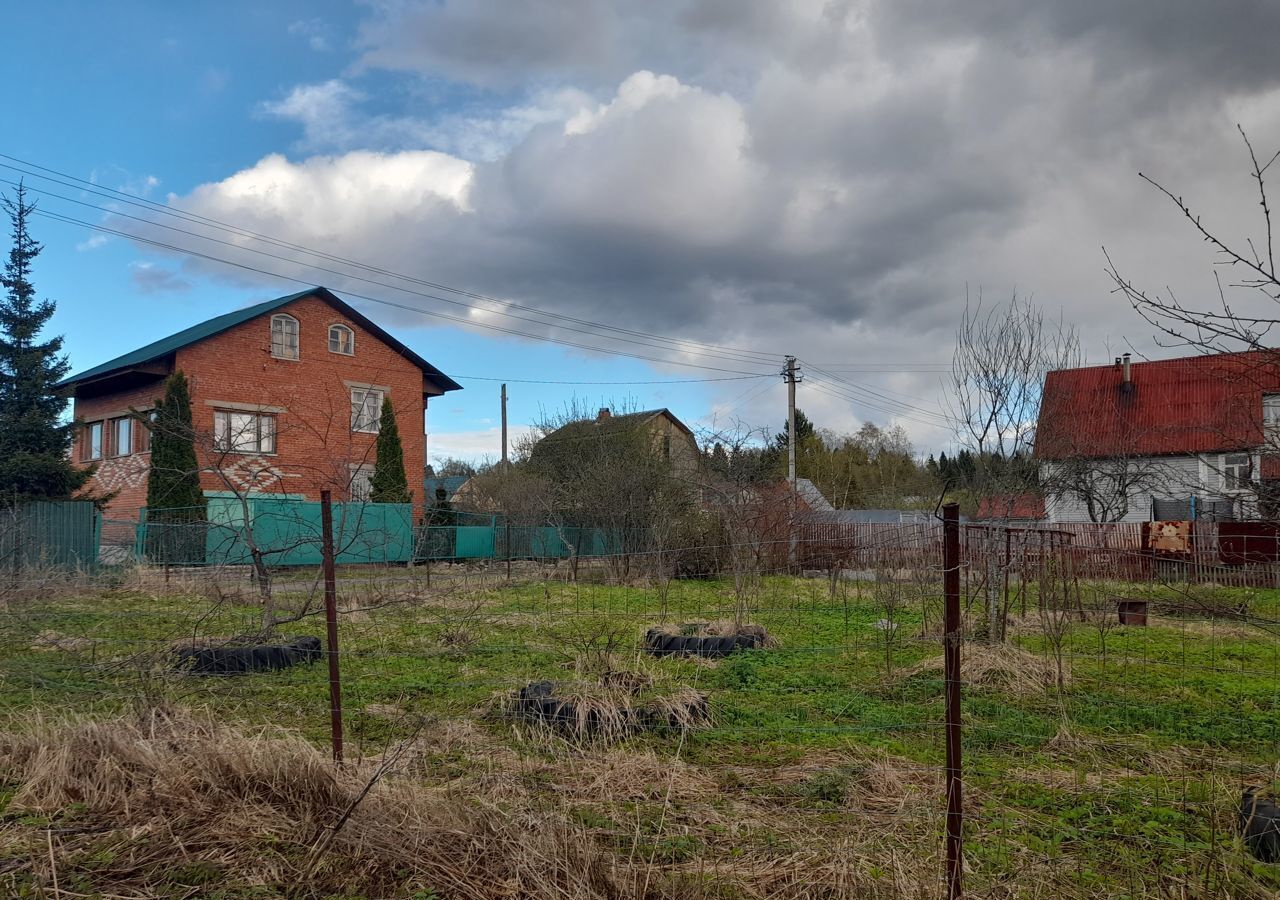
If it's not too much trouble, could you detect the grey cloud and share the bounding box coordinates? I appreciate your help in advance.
[356,0,613,87]
[130,262,193,295]
[129,1,1280,446]
[874,0,1280,99]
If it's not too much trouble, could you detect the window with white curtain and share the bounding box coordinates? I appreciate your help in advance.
[213,410,276,453]
[351,388,383,433]
[270,314,300,359]
[329,324,354,355]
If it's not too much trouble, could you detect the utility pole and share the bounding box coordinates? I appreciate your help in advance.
[500,383,508,468]
[782,356,801,569]
[783,357,800,489]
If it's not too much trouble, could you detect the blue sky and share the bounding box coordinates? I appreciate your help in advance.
[5,1,1279,463]
[5,1,796,463]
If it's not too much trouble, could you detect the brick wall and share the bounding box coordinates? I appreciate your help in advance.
[73,381,164,522]
[73,294,430,522]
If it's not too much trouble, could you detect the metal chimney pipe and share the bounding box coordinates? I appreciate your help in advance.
[1122,353,1132,385]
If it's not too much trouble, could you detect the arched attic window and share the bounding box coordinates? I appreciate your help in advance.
[328,324,355,355]
[270,314,300,359]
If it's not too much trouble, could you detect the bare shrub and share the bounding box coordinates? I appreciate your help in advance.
[899,642,1067,697]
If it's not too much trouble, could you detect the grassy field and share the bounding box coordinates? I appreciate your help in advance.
[1,565,1278,898]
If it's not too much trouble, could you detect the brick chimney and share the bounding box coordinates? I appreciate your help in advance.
[597,407,611,421]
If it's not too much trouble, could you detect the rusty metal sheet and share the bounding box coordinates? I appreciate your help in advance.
[1147,520,1192,553]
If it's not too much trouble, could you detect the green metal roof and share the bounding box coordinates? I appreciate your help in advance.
[59,287,462,393]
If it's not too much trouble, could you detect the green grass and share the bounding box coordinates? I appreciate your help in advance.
[2,568,1279,897]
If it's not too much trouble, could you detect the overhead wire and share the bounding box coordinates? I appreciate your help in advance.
[450,374,771,385]
[6,176,781,371]
[8,153,963,427]
[31,207,780,378]
[0,155,784,367]
[803,361,957,425]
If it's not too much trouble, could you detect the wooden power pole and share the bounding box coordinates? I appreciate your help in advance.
[783,357,799,488]
[500,383,508,468]
[782,356,800,568]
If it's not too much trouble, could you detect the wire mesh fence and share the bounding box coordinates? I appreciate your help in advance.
[1,505,1278,898]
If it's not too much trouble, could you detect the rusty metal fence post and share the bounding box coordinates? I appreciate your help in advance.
[320,490,344,764]
[943,502,964,899]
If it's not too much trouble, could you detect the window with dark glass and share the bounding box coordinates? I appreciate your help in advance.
[83,421,103,461]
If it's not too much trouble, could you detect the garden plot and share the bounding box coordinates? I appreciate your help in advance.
[0,572,1278,898]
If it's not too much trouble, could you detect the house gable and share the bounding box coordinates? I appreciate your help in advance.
[1036,351,1280,460]
[60,287,462,399]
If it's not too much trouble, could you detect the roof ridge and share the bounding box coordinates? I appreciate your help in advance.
[59,287,460,393]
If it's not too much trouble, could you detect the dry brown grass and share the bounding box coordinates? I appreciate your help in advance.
[493,677,711,745]
[899,641,1068,696]
[0,708,947,899]
[0,707,619,899]
[647,619,778,647]
[29,629,98,653]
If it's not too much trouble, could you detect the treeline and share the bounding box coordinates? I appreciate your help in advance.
[701,409,936,509]
[924,449,1038,493]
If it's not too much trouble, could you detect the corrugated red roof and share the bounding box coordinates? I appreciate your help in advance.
[974,494,1045,520]
[1036,351,1280,459]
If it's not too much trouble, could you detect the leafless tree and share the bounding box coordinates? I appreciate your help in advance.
[949,293,1082,639]
[1050,459,1165,522]
[1105,127,1280,519]
[1107,126,1280,356]
[692,420,785,622]
[139,375,407,632]
[950,291,1082,465]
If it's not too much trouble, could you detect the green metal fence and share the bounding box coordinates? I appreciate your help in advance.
[0,500,101,571]
[136,499,621,567]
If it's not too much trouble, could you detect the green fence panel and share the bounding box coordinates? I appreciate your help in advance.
[140,502,640,568]
[334,503,414,564]
[143,499,415,567]
[455,526,495,558]
[1,501,101,571]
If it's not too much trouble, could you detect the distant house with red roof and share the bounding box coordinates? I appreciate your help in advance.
[1034,351,1280,522]
[973,494,1045,523]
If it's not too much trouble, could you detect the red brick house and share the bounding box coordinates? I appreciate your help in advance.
[60,287,461,522]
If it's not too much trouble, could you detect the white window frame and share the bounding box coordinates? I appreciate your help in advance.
[83,421,103,461]
[1221,452,1253,492]
[139,409,156,453]
[351,387,383,434]
[270,314,300,360]
[328,324,355,356]
[111,416,132,457]
[213,410,276,454]
[349,463,375,502]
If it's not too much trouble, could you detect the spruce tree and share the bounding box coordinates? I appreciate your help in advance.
[370,397,410,503]
[0,182,89,500]
[146,372,205,561]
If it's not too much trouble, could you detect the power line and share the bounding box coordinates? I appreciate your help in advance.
[7,176,781,371]
[803,378,951,429]
[802,360,951,422]
[0,155,784,367]
[31,208,779,378]
[450,374,772,385]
